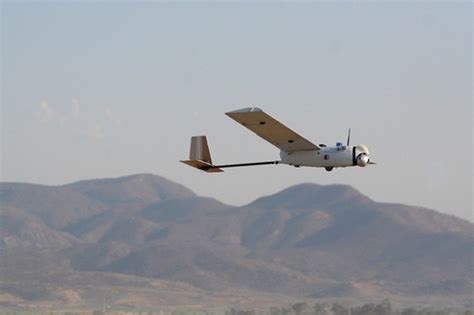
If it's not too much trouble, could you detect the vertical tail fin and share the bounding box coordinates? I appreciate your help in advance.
[181,136,223,173]
[189,136,213,164]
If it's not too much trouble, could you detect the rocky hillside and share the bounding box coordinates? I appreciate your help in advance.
[0,174,472,308]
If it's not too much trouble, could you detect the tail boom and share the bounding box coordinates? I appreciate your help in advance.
[180,136,279,173]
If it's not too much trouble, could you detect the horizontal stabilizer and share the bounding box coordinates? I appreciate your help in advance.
[180,160,223,173]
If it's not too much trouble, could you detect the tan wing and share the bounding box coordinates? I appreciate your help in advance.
[225,107,320,152]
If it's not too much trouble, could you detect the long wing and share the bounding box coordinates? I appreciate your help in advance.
[225,107,320,152]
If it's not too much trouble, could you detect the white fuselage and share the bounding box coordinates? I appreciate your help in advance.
[280,145,355,168]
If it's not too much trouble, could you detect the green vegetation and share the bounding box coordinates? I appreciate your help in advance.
[1,300,472,315]
[257,301,472,315]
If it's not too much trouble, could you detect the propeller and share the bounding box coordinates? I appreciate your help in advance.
[346,128,351,146]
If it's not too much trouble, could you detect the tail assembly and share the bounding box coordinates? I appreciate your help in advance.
[180,136,223,173]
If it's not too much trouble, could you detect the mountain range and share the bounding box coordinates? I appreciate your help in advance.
[0,174,472,309]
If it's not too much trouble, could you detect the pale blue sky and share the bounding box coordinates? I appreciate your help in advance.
[1,2,472,221]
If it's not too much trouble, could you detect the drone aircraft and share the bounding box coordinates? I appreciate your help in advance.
[181,107,375,173]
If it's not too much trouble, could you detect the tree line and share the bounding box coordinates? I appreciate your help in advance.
[226,300,473,315]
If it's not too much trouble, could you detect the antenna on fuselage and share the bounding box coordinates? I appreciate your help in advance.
[347,128,351,146]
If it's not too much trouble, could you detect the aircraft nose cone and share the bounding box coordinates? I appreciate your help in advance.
[357,153,370,167]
